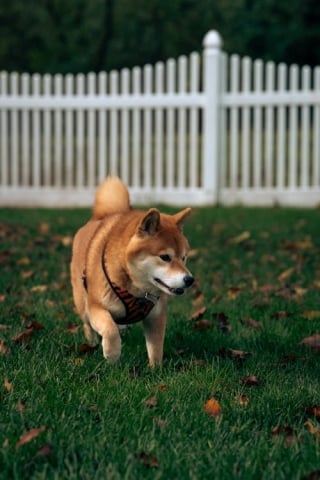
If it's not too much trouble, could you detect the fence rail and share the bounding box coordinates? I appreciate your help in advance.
[0,30,319,207]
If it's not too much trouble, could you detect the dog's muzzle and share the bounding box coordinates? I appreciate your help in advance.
[154,275,194,295]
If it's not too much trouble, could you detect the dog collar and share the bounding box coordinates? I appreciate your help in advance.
[99,241,159,325]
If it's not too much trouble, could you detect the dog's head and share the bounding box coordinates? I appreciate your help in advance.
[127,208,194,296]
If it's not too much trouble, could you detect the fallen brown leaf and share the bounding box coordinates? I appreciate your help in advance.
[26,320,44,330]
[16,401,26,412]
[228,231,251,244]
[38,223,50,234]
[272,425,296,446]
[304,420,320,439]
[192,292,206,306]
[0,339,10,355]
[305,404,320,419]
[278,267,295,282]
[16,426,46,449]
[190,306,207,321]
[0,324,10,330]
[219,348,253,362]
[30,285,48,293]
[284,238,313,250]
[145,396,158,408]
[204,398,222,418]
[17,257,30,266]
[300,334,320,353]
[193,319,213,331]
[78,343,99,355]
[213,312,231,333]
[227,286,242,300]
[241,317,262,328]
[4,378,13,392]
[302,310,320,320]
[66,323,81,334]
[11,328,34,344]
[21,270,34,280]
[240,375,260,386]
[302,471,320,480]
[188,249,199,259]
[274,353,298,365]
[36,443,52,458]
[239,394,250,406]
[136,452,159,468]
[271,310,291,320]
[152,417,167,427]
[61,235,73,247]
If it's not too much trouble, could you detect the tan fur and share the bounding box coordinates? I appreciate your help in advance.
[70,176,193,367]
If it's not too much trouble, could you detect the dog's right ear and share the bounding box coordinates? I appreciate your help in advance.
[138,209,160,236]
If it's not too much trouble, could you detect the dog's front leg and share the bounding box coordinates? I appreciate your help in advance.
[87,303,121,363]
[142,307,167,367]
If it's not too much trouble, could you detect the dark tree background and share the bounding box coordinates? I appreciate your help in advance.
[0,0,319,74]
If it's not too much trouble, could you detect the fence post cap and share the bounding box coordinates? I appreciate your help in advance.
[203,30,222,49]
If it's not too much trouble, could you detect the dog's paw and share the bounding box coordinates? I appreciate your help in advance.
[102,336,121,364]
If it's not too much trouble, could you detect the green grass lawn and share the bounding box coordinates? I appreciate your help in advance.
[0,206,320,480]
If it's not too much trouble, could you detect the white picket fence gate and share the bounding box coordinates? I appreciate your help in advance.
[0,30,320,207]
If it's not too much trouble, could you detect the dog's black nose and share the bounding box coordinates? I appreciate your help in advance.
[184,275,194,287]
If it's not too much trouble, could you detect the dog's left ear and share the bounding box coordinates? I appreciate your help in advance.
[139,208,160,236]
[173,208,191,229]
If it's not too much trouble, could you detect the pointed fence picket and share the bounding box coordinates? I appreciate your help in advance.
[0,30,319,207]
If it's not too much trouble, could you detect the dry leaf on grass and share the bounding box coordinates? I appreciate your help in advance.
[36,443,52,458]
[271,425,297,447]
[241,317,262,328]
[65,323,81,334]
[228,231,251,244]
[304,420,320,439]
[239,394,250,406]
[300,334,320,353]
[16,426,46,449]
[30,285,48,293]
[145,396,158,408]
[227,286,242,300]
[152,417,167,427]
[136,452,159,468]
[26,320,44,330]
[213,312,232,333]
[302,471,320,480]
[305,404,320,419]
[0,339,10,355]
[189,306,207,321]
[17,257,31,266]
[204,398,222,418]
[240,375,260,386]
[78,343,99,355]
[278,267,295,282]
[194,319,213,331]
[12,328,34,344]
[219,348,253,362]
[4,378,13,392]
[302,310,320,320]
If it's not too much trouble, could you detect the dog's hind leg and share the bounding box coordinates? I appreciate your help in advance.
[87,304,121,363]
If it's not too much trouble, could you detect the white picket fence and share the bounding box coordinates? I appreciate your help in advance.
[0,30,320,207]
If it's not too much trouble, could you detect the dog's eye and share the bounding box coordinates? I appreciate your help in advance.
[159,254,172,263]
[182,255,187,262]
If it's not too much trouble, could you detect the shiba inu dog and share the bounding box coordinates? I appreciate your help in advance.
[70,177,194,366]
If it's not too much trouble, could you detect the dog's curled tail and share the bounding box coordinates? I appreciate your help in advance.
[93,177,131,219]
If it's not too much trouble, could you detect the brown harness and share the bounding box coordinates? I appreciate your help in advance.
[82,242,159,325]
